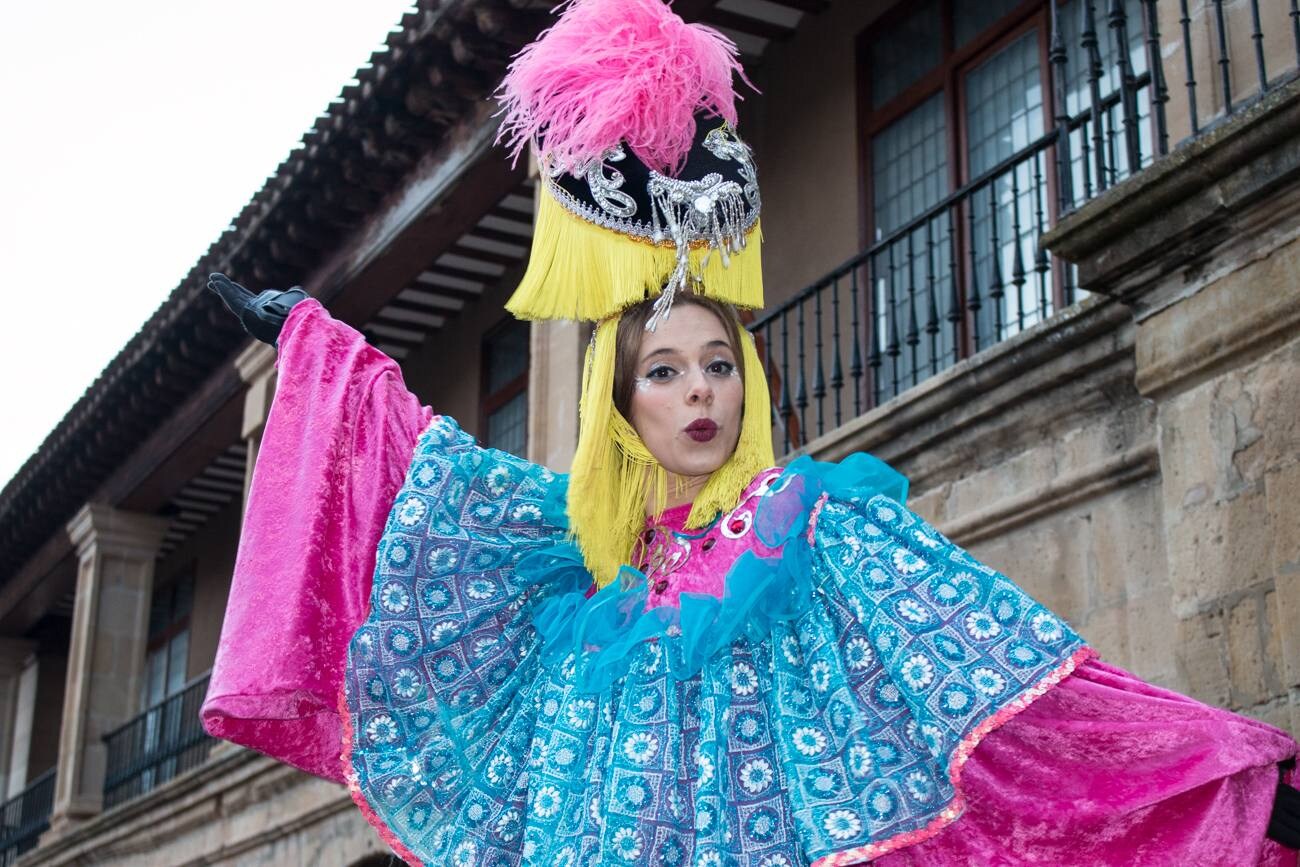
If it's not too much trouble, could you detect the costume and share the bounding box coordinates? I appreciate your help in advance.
[202,0,1298,863]
[203,301,1296,864]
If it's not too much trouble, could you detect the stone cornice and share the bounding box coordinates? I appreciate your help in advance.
[797,294,1134,475]
[1041,74,1300,303]
[24,748,355,865]
[938,441,1160,546]
[232,341,276,386]
[64,505,171,562]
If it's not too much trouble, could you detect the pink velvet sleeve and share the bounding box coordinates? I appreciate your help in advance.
[201,299,433,782]
[874,659,1298,866]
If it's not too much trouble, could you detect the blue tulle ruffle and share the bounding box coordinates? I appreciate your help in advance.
[526,453,910,692]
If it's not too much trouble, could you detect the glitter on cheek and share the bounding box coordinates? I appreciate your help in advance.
[634,378,653,392]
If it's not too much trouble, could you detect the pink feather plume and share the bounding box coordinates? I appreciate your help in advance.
[496,0,751,177]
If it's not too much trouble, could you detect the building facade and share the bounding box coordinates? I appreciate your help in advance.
[0,0,1296,864]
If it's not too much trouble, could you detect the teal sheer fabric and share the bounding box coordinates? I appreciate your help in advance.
[527,453,911,693]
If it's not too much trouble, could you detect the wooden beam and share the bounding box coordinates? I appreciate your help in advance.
[464,225,532,246]
[450,243,524,268]
[426,61,491,102]
[703,8,793,41]
[424,262,500,283]
[761,0,827,13]
[375,304,448,329]
[383,296,460,319]
[365,322,429,344]
[671,0,722,24]
[112,369,245,513]
[311,104,524,333]
[408,280,483,304]
[486,207,533,227]
[0,532,73,635]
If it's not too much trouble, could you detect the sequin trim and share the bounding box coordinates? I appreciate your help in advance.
[339,685,428,867]
[806,493,829,545]
[810,644,1098,867]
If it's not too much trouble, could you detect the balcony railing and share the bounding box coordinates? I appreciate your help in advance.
[752,0,1300,454]
[102,673,215,810]
[0,768,55,867]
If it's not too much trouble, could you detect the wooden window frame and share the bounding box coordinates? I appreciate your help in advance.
[146,568,194,656]
[144,568,194,706]
[479,317,530,451]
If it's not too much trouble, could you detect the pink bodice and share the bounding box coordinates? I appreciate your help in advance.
[634,468,785,608]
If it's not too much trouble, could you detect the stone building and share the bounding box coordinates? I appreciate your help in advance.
[0,0,1296,864]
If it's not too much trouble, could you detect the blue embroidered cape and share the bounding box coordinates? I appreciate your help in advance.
[342,416,1086,866]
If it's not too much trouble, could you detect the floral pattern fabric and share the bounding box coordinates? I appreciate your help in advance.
[343,419,1094,866]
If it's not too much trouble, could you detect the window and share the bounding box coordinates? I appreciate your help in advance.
[143,573,192,709]
[481,318,530,456]
[136,572,193,793]
[859,0,1147,401]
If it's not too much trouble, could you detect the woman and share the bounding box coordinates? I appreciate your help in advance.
[203,275,1297,866]
[202,0,1299,863]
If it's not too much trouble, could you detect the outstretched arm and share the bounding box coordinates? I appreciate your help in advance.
[202,276,433,781]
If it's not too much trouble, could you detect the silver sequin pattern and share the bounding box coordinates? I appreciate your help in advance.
[545,124,761,329]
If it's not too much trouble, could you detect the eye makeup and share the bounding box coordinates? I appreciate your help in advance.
[634,356,738,389]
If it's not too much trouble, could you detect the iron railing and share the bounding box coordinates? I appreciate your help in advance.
[0,768,55,867]
[102,673,214,810]
[752,0,1300,454]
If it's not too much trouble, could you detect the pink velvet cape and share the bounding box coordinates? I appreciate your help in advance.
[201,301,1297,864]
[201,299,431,781]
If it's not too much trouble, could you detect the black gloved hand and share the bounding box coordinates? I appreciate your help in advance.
[1270,777,1300,849]
[207,272,309,346]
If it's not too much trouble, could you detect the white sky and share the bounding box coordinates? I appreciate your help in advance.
[0,0,418,490]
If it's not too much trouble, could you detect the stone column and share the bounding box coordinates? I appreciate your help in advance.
[47,505,169,833]
[527,320,584,472]
[233,342,277,506]
[522,143,582,472]
[0,640,35,800]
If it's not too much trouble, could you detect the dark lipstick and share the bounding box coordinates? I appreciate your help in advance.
[685,419,718,442]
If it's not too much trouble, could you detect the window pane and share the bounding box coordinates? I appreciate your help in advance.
[147,587,172,643]
[870,93,957,402]
[487,391,528,457]
[872,92,948,237]
[955,0,1024,48]
[869,0,941,109]
[486,320,530,393]
[173,574,194,621]
[167,630,190,695]
[966,30,1045,177]
[964,30,1057,347]
[870,213,958,404]
[1058,0,1151,197]
[144,648,167,708]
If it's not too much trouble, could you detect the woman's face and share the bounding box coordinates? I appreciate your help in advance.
[627,304,744,482]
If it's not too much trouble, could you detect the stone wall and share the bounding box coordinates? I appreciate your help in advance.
[22,747,388,867]
[1046,76,1300,733]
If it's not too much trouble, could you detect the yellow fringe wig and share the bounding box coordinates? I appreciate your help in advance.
[568,314,776,589]
[506,181,764,323]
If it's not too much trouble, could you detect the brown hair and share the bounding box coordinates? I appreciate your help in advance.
[612,294,747,419]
